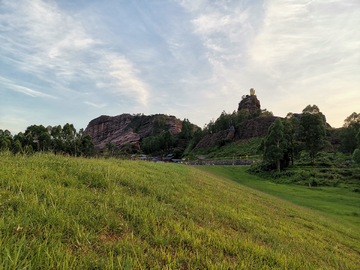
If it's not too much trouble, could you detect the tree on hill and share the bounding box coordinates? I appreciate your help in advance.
[12,139,23,154]
[297,105,326,164]
[260,118,288,172]
[283,115,300,165]
[0,129,13,150]
[179,118,193,140]
[339,112,360,154]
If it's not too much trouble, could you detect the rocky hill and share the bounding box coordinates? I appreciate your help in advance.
[84,114,182,151]
[194,116,279,150]
[238,93,261,114]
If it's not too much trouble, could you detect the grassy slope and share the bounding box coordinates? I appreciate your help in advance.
[195,165,360,230]
[0,153,359,269]
[187,138,262,160]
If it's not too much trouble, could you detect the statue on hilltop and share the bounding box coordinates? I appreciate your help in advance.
[238,88,261,114]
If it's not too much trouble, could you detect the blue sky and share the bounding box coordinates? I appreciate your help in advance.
[1,0,359,133]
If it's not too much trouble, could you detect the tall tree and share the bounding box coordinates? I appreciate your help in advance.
[179,119,193,140]
[283,115,299,165]
[262,118,288,172]
[297,106,326,164]
[339,112,360,154]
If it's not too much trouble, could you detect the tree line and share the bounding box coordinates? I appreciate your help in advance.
[203,109,273,135]
[0,124,94,157]
[258,105,360,172]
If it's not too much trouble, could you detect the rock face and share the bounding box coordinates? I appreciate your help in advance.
[233,116,279,141]
[194,130,228,150]
[85,114,182,151]
[238,95,261,114]
[194,116,279,150]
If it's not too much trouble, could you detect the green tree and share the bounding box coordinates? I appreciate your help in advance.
[353,149,360,164]
[12,139,23,154]
[0,136,11,151]
[283,116,299,165]
[39,132,51,151]
[339,112,360,154]
[297,106,326,164]
[262,118,288,172]
[79,135,95,157]
[24,125,47,151]
[162,130,174,150]
[179,119,193,140]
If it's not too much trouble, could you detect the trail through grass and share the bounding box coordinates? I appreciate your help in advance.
[0,152,360,269]
[195,165,360,230]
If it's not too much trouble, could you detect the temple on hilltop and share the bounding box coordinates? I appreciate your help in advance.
[238,88,261,114]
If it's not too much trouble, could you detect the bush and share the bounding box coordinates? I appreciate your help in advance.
[248,161,275,174]
[353,149,360,164]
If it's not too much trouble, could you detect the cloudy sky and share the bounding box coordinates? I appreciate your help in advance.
[1,0,359,133]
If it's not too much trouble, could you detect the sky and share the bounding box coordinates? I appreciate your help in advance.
[1,0,359,134]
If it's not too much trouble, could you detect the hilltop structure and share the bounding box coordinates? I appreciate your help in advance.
[238,88,261,114]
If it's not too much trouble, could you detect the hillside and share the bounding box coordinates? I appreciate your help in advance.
[1,152,359,268]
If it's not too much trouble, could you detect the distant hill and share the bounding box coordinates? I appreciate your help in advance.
[85,113,193,153]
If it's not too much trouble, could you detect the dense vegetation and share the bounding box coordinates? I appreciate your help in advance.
[254,107,360,173]
[0,124,94,157]
[1,152,359,268]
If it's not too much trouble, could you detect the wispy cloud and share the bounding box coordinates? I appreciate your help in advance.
[247,0,360,123]
[0,0,150,105]
[84,101,107,108]
[177,0,360,127]
[0,76,57,99]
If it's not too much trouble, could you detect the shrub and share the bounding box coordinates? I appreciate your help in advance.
[248,161,275,174]
[353,149,360,164]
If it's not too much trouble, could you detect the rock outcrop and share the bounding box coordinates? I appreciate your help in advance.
[194,116,279,150]
[85,114,183,151]
[233,116,279,141]
[238,95,261,114]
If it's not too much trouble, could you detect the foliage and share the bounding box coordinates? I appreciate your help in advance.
[297,106,326,164]
[283,116,300,165]
[340,112,360,154]
[0,124,95,157]
[1,152,360,268]
[203,109,251,134]
[260,118,288,172]
[353,149,360,164]
[154,115,167,129]
[178,118,193,140]
[141,131,174,154]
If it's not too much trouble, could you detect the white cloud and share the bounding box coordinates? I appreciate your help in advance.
[0,76,58,99]
[84,101,107,108]
[246,0,360,126]
[0,0,149,105]
[0,115,28,134]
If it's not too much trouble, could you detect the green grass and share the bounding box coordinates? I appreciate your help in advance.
[186,138,262,161]
[195,165,360,230]
[1,152,360,269]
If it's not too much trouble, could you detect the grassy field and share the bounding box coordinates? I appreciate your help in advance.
[195,165,360,230]
[1,152,360,269]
